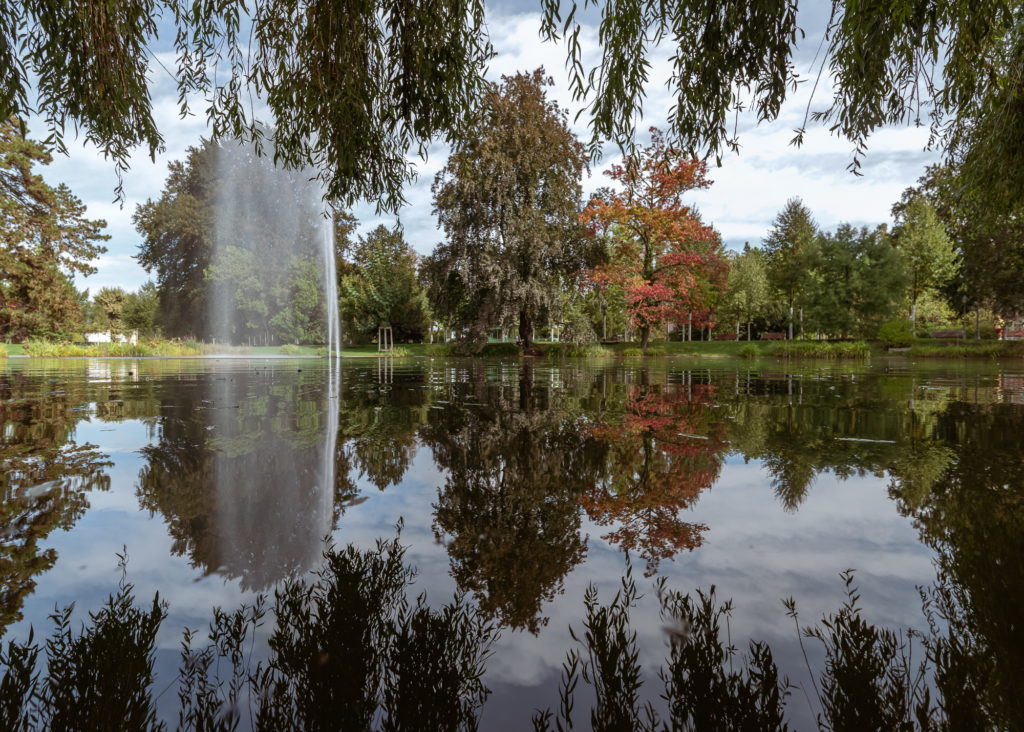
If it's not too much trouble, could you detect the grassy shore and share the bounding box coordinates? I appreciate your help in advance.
[5,338,1022,360]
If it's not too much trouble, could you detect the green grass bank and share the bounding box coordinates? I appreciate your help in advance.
[5,338,1023,360]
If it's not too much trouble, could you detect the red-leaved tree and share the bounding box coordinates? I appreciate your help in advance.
[581,128,728,348]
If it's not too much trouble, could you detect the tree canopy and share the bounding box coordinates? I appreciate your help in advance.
[581,128,726,349]
[429,69,591,349]
[339,225,431,342]
[135,137,343,344]
[0,119,108,342]
[4,1,1022,217]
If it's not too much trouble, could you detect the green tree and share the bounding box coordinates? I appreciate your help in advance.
[897,165,1024,319]
[804,225,906,339]
[134,143,217,339]
[430,69,590,350]
[136,137,344,344]
[93,287,126,338]
[270,256,327,345]
[763,198,817,340]
[0,120,108,342]
[721,245,773,340]
[3,1,1021,222]
[893,195,956,329]
[122,282,160,338]
[340,226,430,343]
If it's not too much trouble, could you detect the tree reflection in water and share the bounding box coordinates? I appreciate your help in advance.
[583,374,724,575]
[424,364,595,632]
[137,369,340,590]
[0,371,111,635]
[2,362,1024,727]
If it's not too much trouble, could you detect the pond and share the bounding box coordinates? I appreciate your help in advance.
[1,356,1022,729]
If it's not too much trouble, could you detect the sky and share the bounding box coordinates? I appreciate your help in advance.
[29,1,940,294]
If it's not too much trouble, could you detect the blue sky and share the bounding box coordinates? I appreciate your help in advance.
[28,2,939,293]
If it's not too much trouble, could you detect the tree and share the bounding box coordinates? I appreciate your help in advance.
[123,282,160,337]
[134,143,217,339]
[0,120,108,342]
[430,69,590,350]
[763,198,817,340]
[893,195,956,329]
[4,1,1022,221]
[135,137,345,343]
[803,225,906,339]
[896,165,1024,319]
[581,129,726,350]
[721,245,773,340]
[340,226,430,343]
[93,287,126,337]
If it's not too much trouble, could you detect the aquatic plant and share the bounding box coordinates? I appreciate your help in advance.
[772,341,871,360]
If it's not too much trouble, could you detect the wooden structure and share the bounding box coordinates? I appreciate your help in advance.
[760,332,786,340]
[377,326,393,352]
[930,329,965,339]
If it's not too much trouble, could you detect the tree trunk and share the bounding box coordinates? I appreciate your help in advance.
[519,361,533,411]
[640,325,650,350]
[519,308,533,349]
[687,312,692,341]
[910,297,917,330]
[747,321,751,341]
[788,302,794,340]
[976,308,981,339]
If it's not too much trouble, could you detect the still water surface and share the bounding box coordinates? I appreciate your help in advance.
[2,356,1022,728]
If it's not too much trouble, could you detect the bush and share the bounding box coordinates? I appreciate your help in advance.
[279,344,304,355]
[423,344,455,356]
[620,347,644,357]
[739,344,760,359]
[479,342,521,357]
[878,319,914,348]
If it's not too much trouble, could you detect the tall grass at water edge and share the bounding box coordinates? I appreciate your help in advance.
[21,339,209,357]
[907,340,1024,359]
[772,341,871,360]
[0,539,991,731]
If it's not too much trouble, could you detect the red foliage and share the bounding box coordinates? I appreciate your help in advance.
[581,382,728,575]
[581,128,728,336]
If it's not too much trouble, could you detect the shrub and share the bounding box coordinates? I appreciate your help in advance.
[279,344,303,355]
[878,319,914,348]
[773,341,870,359]
[423,344,455,356]
[480,342,521,357]
[620,347,644,357]
[739,344,759,359]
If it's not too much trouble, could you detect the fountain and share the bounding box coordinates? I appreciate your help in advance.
[203,136,342,586]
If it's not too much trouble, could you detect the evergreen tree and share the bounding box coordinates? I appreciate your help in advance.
[0,119,108,342]
[763,198,816,340]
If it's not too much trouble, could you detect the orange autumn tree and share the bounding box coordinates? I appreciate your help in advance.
[581,128,728,349]
[581,379,728,575]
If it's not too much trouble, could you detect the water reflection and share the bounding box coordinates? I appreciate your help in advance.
[423,364,595,632]
[3,359,1024,724]
[0,370,111,633]
[137,367,338,590]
